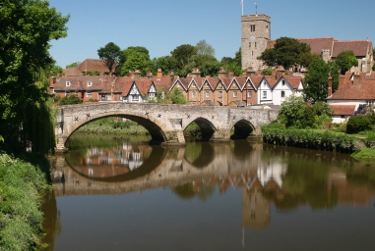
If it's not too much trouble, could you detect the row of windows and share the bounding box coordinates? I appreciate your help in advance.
[261,91,286,99]
[191,91,253,98]
[66,81,93,87]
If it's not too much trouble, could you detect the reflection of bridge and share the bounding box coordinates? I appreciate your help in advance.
[55,103,278,150]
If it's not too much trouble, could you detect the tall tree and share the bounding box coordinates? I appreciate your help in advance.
[258,37,311,70]
[118,46,153,76]
[334,50,358,74]
[171,44,197,70]
[195,40,215,57]
[97,42,121,73]
[303,56,330,103]
[0,0,69,150]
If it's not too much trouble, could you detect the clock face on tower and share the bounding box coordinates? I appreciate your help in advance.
[250,35,255,41]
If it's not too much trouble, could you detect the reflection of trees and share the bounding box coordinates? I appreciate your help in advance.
[40,191,61,251]
[171,182,215,201]
[184,142,214,168]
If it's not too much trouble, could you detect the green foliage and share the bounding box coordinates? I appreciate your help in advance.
[0,0,69,151]
[0,153,50,250]
[346,115,373,134]
[335,50,358,74]
[303,56,330,103]
[195,40,215,57]
[65,62,80,69]
[168,88,188,104]
[97,42,121,73]
[327,60,340,91]
[119,50,153,76]
[351,148,375,162]
[153,56,178,75]
[258,37,312,69]
[278,95,332,129]
[59,95,83,105]
[262,68,273,75]
[83,71,100,76]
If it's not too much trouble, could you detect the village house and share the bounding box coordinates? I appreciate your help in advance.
[327,72,375,123]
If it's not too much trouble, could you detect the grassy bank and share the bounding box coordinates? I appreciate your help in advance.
[0,152,51,251]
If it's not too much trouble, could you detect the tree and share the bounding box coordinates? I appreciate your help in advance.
[118,46,153,76]
[258,37,311,70]
[153,56,178,75]
[171,44,197,70]
[97,42,121,73]
[0,0,69,150]
[59,95,83,105]
[195,40,215,57]
[303,56,330,103]
[335,50,358,74]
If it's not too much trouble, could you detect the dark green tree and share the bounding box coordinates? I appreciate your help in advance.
[303,56,330,103]
[171,44,197,72]
[0,0,69,150]
[153,56,178,75]
[59,95,83,105]
[97,42,121,73]
[334,50,358,74]
[258,37,311,70]
[118,46,153,76]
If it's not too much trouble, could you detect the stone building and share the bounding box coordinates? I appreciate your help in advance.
[241,14,271,71]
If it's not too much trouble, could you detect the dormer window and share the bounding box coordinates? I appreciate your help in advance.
[282,80,285,85]
[87,81,92,87]
[66,81,71,87]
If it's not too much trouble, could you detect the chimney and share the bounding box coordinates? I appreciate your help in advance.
[134,69,141,79]
[170,72,175,84]
[129,71,135,79]
[157,68,163,79]
[228,71,234,78]
[353,74,361,85]
[276,66,285,80]
[246,67,256,77]
[328,75,332,97]
[191,68,201,78]
[147,70,153,79]
[218,68,227,78]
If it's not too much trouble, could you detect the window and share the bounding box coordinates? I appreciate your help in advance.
[65,91,70,96]
[262,91,267,99]
[282,80,285,85]
[205,91,210,98]
[192,91,196,98]
[132,94,139,101]
[233,91,237,98]
[149,92,155,98]
[86,91,92,98]
[66,81,71,87]
[87,81,92,87]
[250,25,255,32]
[248,91,252,98]
[255,42,257,48]
[281,91,285,98]
[249,42,251,48]
[101,95,106,101]
[218,91,223,98]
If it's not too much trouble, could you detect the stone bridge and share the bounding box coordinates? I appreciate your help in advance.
[55,102,278,151]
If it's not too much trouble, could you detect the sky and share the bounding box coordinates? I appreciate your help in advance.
[48,0,375,68]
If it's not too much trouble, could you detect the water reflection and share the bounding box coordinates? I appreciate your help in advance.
[43,135,375,250]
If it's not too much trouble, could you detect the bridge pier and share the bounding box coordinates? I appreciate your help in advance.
[209,129,231,142]
[161,130,186,146]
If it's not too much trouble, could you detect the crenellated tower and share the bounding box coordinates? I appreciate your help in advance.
[241,14,271,70]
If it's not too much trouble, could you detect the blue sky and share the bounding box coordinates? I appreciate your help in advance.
[48,0,375,68]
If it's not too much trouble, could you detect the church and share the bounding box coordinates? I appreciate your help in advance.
[241,14,373,74]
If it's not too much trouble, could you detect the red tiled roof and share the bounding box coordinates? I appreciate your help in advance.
[329,105,356,115]
[54,76,114,91]
[332,40,372,58]
[113,77,134,95]
[298,37,334,55]
[135,79,153,96]
[63,68,82,77]
[76,59,118,74]
[328,72,375,100]
[283,75,303,89]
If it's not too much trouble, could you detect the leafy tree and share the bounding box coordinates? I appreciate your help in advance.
[153,56,178,75]
[0,0,69,150]
[171,44,197,70]
[327,60,340,91]
[303,56,330,103]
[66,62,80,69]
[118,46,153,76]
[258,37,311,70]
[59,95,83,105]
[220,48,242,76]
[335,50,358,74]
[262,68,273,75]
[97,42,121,73]
[195,40,215,57]
[160,88,187,104]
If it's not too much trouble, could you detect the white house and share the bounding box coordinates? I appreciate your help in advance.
[272,76,304,105]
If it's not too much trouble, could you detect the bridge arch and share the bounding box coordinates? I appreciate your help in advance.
[230,119,256,140]
[59,109,169,147]
[183,117,217,141]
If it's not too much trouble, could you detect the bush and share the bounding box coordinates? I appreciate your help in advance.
[59,95,83,105]
[346,115,372,134]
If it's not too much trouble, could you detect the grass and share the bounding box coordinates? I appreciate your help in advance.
[0,153,50,251]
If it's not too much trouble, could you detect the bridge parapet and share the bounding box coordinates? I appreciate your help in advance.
[55,102,278,151]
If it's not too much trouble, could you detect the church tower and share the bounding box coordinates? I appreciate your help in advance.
[241,14,271,70]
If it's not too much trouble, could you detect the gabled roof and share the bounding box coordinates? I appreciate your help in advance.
[112,77,134,95]
[279,75,303,90]
[329,105,356,116]
[257,76,278,89]
[54,76,114,91]
[76,59,114,74]
[332,40,372,58]
[134,79,153,96]
[218,77,233,89]
[153,76,176,91]
[170,77,189,91]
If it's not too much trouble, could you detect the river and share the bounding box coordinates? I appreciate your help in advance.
[41,134,375,251]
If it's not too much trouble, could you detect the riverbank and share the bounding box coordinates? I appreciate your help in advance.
[261,124,375,160]
[0,152,51,251]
